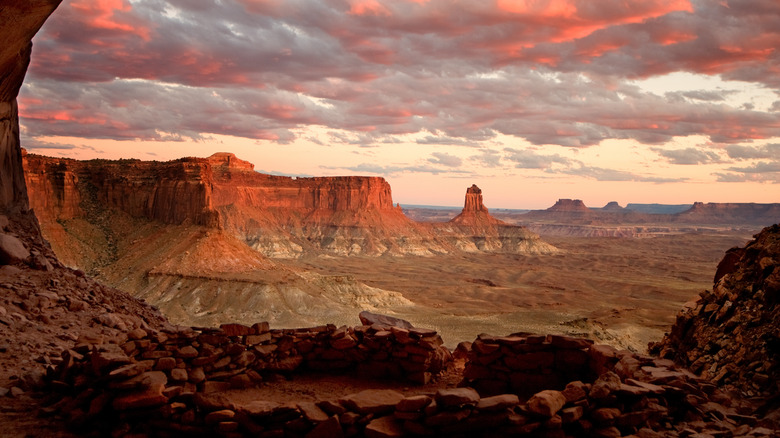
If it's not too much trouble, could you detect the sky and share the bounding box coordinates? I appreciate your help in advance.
[17,0,780,209]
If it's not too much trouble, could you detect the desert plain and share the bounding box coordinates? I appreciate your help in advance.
[284,220,751,352]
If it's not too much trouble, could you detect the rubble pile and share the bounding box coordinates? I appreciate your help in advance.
[652,224,779,401]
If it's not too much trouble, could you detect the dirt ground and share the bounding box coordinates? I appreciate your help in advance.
[288,231,751,351]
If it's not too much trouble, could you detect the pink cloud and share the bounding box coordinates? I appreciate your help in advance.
[68,0,150,40]
[348,0,392,16]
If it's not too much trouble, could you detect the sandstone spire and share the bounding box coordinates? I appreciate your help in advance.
[463,184,488,212]
[450,184,502,226]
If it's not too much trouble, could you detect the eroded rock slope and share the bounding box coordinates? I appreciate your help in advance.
[652,224,779,404]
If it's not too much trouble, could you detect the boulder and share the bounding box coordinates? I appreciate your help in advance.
[435,387,480,408]
[526,390,566,417]
[359,311,413,329]
[341,390,405,415]
[365,416,404,438]
[0,233,29,264]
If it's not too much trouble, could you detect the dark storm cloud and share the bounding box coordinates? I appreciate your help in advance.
[18,0,780,151]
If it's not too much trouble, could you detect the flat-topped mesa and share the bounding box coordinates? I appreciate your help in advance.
[211,174,399,212]
[673,201,780,225]
[547,198,590,212]
[601,201,625,211]
[206,152,254,171]
[23,153,220,228]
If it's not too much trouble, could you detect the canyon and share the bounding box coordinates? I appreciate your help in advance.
[22,151,559,333]
[19,150,764,353]
[1,2,778,436]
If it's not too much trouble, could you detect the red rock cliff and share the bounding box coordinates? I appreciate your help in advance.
[23,153,220,228]
[24,152,407,229]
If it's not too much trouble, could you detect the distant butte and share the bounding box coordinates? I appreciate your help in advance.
[449,184,503,227]
[546,198,590,212]
[601,201,625,211]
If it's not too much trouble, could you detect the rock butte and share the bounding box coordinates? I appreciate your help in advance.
[0,2,778,437]
[520,198,780,226]
[23,152,557,263]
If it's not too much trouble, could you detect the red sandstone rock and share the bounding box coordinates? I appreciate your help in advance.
[306,416,343,438]
[601,201,624,211]
[449,184,503,227]
[652,224,780,401]
[0,233,29,263]
[359,311,413,329]
[1,1,63,214]
[364,415,404,438]
[526,390,566,417]
[435,387,480,408]
[547,199,590,212]
[396,395,432,412]
[476,394,520,411]
[341,389,405,414]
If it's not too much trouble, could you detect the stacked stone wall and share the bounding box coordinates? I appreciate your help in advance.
[462,333,613,397]
[41,323,772,437]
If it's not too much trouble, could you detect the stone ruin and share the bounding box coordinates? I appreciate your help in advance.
[40,313,776,437]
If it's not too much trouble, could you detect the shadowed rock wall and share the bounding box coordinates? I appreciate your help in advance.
[0,0,62,214]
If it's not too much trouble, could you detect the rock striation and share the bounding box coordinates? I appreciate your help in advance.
[652,224,780,402]
[462,184,488,212]
[24,154,556,260]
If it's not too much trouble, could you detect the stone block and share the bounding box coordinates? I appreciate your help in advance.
[341,390,405,415]
[526,390,566,417]
[435,387,480,408]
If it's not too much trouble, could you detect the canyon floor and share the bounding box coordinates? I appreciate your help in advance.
[284,230,751,352]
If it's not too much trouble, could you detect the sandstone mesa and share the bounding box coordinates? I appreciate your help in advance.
[0,2,779,437]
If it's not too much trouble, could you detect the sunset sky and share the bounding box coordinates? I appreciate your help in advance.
[18,0,780,209]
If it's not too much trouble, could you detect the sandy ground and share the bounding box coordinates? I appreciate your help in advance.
[287,231,752,351]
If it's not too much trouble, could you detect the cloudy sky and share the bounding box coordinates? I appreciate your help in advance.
[19,0,780,208]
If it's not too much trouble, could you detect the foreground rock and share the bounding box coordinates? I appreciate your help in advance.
[41,330,778,437]
[652,224,780,405]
